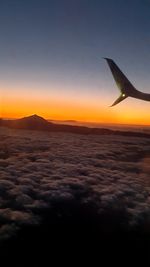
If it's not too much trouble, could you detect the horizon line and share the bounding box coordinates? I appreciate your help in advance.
[1,114,150,127]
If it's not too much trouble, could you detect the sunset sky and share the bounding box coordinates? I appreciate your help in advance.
[1,0,150,125]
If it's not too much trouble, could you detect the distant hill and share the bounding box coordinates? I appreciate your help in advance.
[61,120,77,123]
[1,114,150,138]
[1,114,52,131]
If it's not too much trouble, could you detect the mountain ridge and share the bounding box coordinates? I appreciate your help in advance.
[0,114,150,138]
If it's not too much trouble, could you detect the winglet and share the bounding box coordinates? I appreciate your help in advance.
[110,94,128,107]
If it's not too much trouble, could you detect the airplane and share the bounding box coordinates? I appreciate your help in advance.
[104,58,150,106]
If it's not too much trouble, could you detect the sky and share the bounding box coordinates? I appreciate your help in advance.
[1,0,150,125]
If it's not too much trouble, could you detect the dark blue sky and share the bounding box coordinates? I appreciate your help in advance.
[1,0,150,123]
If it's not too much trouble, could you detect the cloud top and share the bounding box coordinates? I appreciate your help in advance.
[0,127,150,241]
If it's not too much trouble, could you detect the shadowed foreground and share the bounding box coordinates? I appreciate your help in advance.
[1,203,150,265]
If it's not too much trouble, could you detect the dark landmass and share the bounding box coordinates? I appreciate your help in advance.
[1,114,150,138]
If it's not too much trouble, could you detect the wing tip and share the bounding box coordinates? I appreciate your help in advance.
[103,57,113,61]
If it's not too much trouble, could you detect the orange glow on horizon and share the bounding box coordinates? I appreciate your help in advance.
[1,86,150,126]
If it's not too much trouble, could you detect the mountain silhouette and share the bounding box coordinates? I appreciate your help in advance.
[20,114,49,123]
[1,114,52,130]
[1,114,150,138]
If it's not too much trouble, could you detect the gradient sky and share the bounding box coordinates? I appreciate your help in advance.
[1,0,150,124]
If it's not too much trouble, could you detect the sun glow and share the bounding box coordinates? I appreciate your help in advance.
[1,84,150,126]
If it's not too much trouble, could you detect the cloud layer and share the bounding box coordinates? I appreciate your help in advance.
[0,127,150,241]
